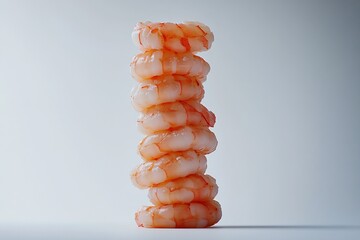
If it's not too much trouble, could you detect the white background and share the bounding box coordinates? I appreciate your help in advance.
[1,0,360,230]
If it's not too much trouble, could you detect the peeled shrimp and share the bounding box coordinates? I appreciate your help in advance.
[130,50,210,81]
[135,200,221,228]
[132,22,214,53]
[137,100,215,134]
[148,174,218,205]
[130,21,221,228]
[131,150,206,189]
[138,126,217,161]
[131,75,204,111]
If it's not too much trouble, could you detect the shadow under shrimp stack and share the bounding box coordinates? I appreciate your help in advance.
[130,22,222,228]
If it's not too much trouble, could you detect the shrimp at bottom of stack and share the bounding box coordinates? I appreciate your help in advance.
[130,21,221,228]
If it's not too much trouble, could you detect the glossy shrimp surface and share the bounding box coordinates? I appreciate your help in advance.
[132,22,214,53]
[130,22,221,228]
[148,174,218,205]
[137,100,215,134]
[131,75,204,111]
[131,151,207,189]
[135,200,221,228]
[138,126,217,161]
[131,50,210,81]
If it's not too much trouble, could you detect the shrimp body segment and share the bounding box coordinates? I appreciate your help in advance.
[132,22,214,53]
[131,50,210,81]
[130,22,221,228]
[138,126,217,161]
[148,174,218,205]
[135,200,222,228]
[137,100,216,134]
[131,75,204,111]
[130,151,207,189]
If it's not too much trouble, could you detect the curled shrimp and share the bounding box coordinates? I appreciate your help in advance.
[132,21,214,53]
[130,150,206,189]
[131,75,204,111]
[138,126,217,161]
[135,200,222,228]
[130,21,221,228]
[137,100,216,134]
[148,174,218,205]
[130,50,210,81]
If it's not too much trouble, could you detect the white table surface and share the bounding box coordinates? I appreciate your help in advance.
[1,224,360,240]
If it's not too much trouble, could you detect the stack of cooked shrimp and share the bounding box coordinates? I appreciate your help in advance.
[130,22,221,228]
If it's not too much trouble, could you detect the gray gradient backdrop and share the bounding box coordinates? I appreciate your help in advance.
[1,0,360,228]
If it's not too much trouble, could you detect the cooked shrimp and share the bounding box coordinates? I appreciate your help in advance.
[130,50,210,81]
[138,126,217,160]
[132,22,214,53]
[148,174,218,205]
[131,75,204,111]
[131,150,206,189]
[130,21,221,228]
[137,100,216,134]
[135,200,222,228]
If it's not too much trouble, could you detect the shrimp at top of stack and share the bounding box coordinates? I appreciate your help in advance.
[130,21,221,228]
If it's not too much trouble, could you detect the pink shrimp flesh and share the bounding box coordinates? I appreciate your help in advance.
[130,50,210,81]
[132,22,214,53]
[130,150,207,189]
[131,75,204,111]
[138,126,218,161]
[130,21,221,228]
[137,100,216,134]
[135,200,221,228]
[148,174,218,205]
